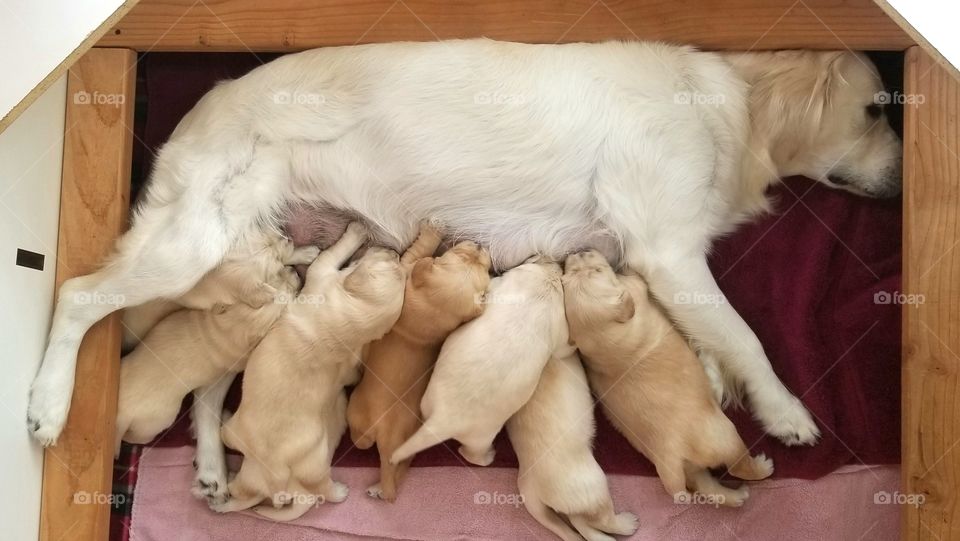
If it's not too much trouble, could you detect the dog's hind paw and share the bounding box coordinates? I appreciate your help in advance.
[27,385,70,447]
[192,472,230,506]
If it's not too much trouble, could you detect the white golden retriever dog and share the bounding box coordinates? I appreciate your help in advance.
[28,39,901,447]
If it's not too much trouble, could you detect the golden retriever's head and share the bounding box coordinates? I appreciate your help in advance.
[409,241,492,322]
[732,50,902,198]
[343,246,404,300]
[562,250,635,327]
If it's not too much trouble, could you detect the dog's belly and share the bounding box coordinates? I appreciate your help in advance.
[285,105,623,269]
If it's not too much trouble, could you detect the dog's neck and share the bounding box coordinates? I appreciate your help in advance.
[722,51,825,219]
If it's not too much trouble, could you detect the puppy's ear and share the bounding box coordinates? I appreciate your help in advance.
[613,290,635,323]
[410,258,433,288]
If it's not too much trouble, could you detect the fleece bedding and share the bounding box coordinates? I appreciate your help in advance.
[111,52,903,540]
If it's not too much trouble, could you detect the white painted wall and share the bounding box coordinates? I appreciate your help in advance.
[0,0,125,125]
[0,76,66,541]
[887,0,960,68]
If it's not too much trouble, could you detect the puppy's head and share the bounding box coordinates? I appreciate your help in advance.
[343,247,404,301]
[736,50,901,198]
[410,241,492,321]
[562,250,635,329]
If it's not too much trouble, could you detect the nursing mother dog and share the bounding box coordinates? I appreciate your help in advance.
[29,39,901,447]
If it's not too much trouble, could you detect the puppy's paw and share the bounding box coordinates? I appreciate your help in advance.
[750,453,775,479]
[366,483,384,500]
[27,383,70,447]
[724,486,750,508]
[326,481,349,503]
[758,396,820,446]
[287,245,321,265]
[608,512,639,536]
[344,222,369,241]
[458,445,495,467]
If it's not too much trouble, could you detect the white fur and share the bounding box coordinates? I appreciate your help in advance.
[506,348,637,541]
[390,256,567,466]
[28,39,901,446]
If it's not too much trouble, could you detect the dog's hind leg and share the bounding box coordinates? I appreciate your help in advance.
[519,484,582,541]
[29,207,230,445]
[457,431,497,467]
[29,142,289,445]
[191,373,237,506]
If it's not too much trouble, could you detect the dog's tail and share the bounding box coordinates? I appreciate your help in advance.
[389,422,447,464]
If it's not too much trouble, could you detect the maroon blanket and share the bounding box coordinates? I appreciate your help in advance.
[129,53,901,481]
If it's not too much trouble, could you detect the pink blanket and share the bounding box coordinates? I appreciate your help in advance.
[131,446,899,541]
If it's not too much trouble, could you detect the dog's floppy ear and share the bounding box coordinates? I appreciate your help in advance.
[612,290,635,323]
[410,258,433,288]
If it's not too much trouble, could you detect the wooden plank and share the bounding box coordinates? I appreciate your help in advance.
[97,0,912,52]
[0,0,140,137]
[39,48,135,541]
[903,46,960,541]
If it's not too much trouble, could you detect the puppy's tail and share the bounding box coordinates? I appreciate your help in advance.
[253,501,314,522]
[389,423,447,465]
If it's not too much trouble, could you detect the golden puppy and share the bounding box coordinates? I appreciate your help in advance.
[390,255,566,467]
[115,248,307,451]
[507,347,638,541]
[214,223,405,520]
[562,250,773,507]
[347,228,492,502]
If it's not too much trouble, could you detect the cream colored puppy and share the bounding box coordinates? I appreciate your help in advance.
[390,255,566,467]
[122,232,320,350]
[563,250,773,507]
[115,264,300,450]
[347,231,492,502]
[214,223,405,520]
[507,347,637,541]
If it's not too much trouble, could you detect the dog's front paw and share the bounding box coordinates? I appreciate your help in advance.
[758,396,820,446]
[27,383,71,447]
[192,469,230,507]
